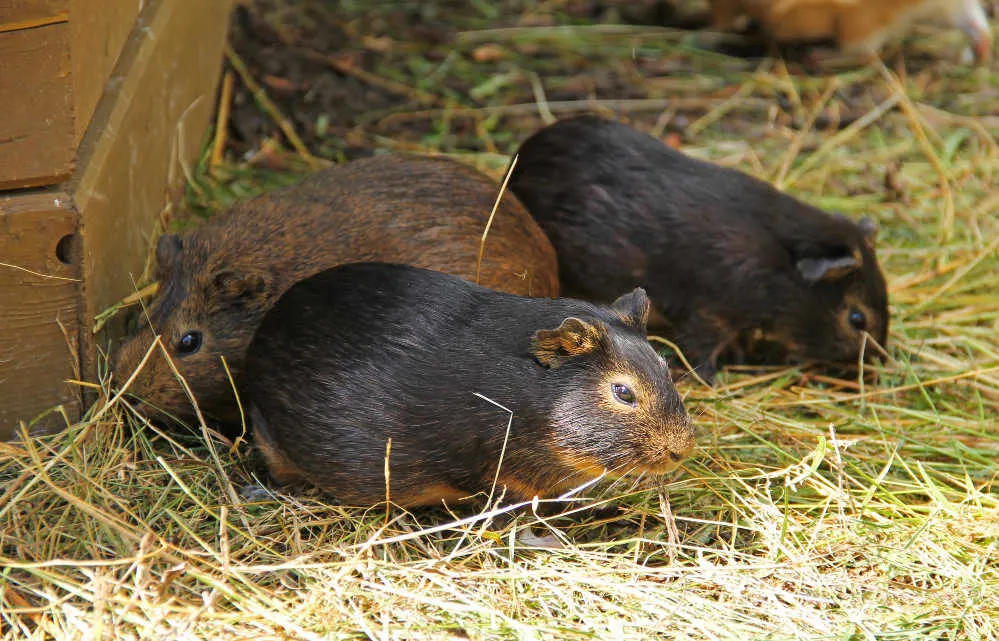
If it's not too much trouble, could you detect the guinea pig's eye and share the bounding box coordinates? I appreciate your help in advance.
[847,308,867,331]
[611,383,637,406]
[177,331,203,355]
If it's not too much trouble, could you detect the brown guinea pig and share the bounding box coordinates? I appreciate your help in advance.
[242,262,694,507]
[114,154,559,430]
[508,115,889,383]
[707,0,992,62]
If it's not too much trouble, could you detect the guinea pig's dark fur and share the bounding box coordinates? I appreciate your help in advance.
[114,154,559,430]
[242,262,694,507]
[508,115,889,382]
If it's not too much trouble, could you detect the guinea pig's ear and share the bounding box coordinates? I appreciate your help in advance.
[155,234,183,275]
[532,317,605,368]
[208,268,270,312]
[796,248,861,284]
[859,217,878,246]
[610,287,651,331]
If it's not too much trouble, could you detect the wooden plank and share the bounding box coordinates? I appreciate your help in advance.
[0,23,75,190]
[0,191,81,440]
[72,0,233,382]
[69,0,143,142]
[0,0,142,186]
[0,1,67,31]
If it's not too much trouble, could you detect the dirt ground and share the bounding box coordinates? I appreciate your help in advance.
[218,3,879,164]
[222,0,702,161]
[221,0,996,163]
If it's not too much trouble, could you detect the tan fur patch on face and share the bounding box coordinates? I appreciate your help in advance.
[839,295,883,348]
[598,370,646,414]
[631,416,695,474]
[532,318,606,368]
[599,369,695,474]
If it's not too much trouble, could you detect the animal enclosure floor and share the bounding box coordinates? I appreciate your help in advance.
[3,0,999,639]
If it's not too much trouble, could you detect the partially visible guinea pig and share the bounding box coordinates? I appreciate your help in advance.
[707,0,992,63]
[508,115,889,383]
[114,154,559,430]
[242,262,694,507]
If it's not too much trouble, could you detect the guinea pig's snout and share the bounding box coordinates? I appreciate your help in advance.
[637,415,695,474]
[671,419,696,461]
[112,365,157,417]
[113,331,153,379]
[111,336,170,419]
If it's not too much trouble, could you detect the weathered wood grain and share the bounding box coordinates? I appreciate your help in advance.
[0,191,81,439]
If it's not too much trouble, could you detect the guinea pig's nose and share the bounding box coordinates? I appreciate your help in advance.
[673,423,696,460]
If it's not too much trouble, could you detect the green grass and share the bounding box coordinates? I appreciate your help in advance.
[3,1,999,639]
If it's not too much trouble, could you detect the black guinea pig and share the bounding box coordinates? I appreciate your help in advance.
[241,262,695,507]
[508,114,889,382]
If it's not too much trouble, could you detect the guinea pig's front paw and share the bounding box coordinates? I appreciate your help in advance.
[238,483,275,502]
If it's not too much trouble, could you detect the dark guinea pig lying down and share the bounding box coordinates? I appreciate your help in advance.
[509,115,889,383]
[113,154,558,433]
[242,263,695,507]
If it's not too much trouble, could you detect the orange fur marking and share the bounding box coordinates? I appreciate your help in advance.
[395,484,471,507]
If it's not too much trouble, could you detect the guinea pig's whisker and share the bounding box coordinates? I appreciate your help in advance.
[597,462,640,496]
[602,469,634,496]
[623,467,645,490]
[552,461,602,490]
